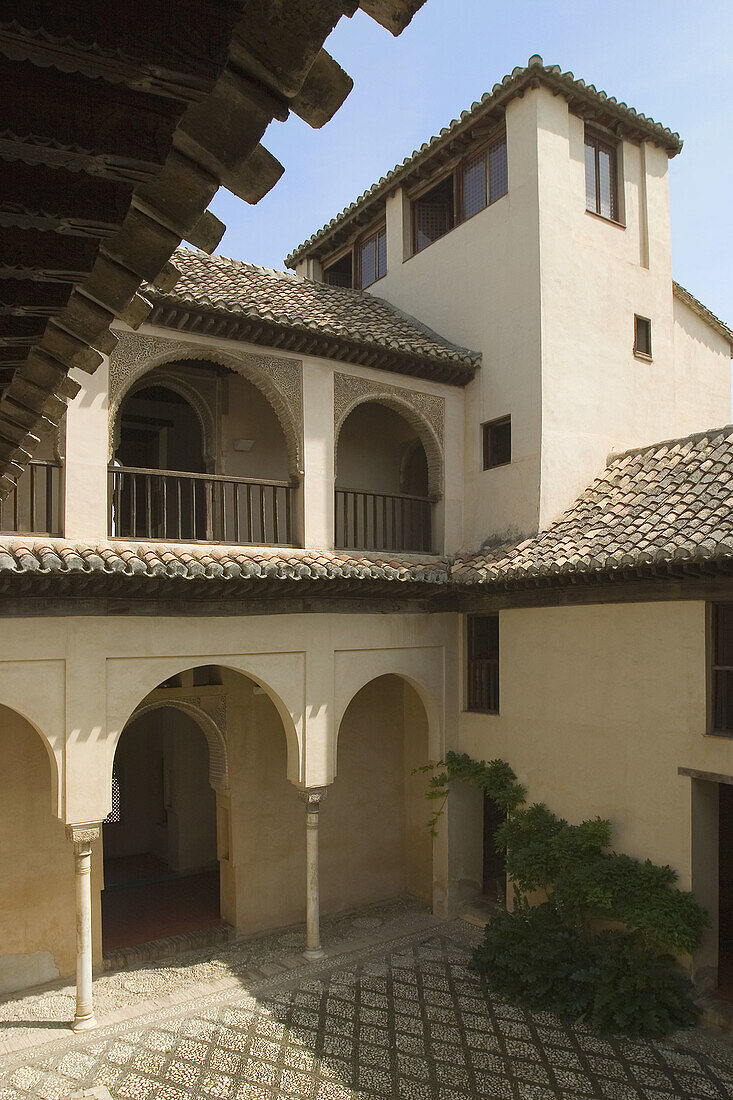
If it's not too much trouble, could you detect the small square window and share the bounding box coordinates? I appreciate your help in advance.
[482,416,511,469]
[634,315,652,358]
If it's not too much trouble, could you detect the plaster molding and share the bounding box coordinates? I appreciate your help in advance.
[108,331,304,476]
[333,372,444,497]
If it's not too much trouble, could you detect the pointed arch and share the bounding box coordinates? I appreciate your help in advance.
[335,394,443,498]
[108,341,303,478]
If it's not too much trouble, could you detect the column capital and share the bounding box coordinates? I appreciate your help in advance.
[298,786,328,808]
[65,824,101,846]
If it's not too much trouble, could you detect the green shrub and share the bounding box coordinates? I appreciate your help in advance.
[419,752,709,1037]
[473,903,699,1037]
[473,901,592,1021]
[578,931,699,1037]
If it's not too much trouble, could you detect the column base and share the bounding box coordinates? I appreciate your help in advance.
[303,947,325,962]
[71,1012,98,1032]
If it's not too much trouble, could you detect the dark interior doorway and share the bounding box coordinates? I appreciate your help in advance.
[719,783,733,998]
[102,708,223,952]
[483,793,506,902]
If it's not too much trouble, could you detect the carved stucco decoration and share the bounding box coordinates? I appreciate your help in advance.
[65,824,101,845]
[131,694,230,792]
[108,332,304,477]
[333,372,444,497]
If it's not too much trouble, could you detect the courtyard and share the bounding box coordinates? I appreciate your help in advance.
[1,900,733,1100]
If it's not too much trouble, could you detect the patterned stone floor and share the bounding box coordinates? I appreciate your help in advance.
[3,908,733,1099]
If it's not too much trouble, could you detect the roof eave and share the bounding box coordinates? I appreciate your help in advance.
[146,299,479,385]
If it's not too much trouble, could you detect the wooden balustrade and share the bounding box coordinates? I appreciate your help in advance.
[0,460,64,535]
[335,487,432,553]
[109,466,296,545]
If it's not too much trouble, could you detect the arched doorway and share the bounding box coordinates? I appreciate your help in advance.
[0,705,74,994]
[335,401,432,552]
[102,704,221,951]
[322,674,433,914]
[102,663,302,954]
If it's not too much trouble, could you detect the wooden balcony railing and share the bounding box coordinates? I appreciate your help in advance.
[335,487,432,553]
[109,466,296,545]
[0,460,64,536]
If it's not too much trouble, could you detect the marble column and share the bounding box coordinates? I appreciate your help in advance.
[299,788,328,960]
[66,824,100,1032]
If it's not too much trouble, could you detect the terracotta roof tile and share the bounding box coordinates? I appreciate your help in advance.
[0,539,449,587]
[150,248,480,372]
[454,425,733,586]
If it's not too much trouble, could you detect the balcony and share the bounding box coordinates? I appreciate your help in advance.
[111,367,297,547]
[335,488,432,553]
[335,400,435,553]
[109,467,295,545]
[0,459,64,536]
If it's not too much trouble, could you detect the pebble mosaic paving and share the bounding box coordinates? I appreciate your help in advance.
[2,913,733,1099]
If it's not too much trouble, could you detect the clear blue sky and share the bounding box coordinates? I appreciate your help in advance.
[211,0,732,324]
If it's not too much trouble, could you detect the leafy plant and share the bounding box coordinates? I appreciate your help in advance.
[419,751,709,1036]
[474,903,698,1037]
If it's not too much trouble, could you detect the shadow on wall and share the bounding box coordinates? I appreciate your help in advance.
[0,704,75,994]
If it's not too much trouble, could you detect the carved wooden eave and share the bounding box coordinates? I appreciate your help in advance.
[146,302,475,386]
[0,0,428,498]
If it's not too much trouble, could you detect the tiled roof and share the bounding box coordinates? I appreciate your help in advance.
[0,539,449,587]
[285,54,683,268]
[673,282,733,351]
[150,248,480,374]
[453,426,733,586]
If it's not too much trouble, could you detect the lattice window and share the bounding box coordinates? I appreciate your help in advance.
[488,134,508,203]
[462,152,487,220]
[105,767,121,824]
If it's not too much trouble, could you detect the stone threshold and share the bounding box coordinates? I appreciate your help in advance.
[101,923,235,973]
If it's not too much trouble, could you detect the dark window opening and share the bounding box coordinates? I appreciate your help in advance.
[466,614,499,713]
[360,227,387,287]
[585,128,619,222]
[414,174,455,252]
[634,315,652,358]
[323,252,353,288]
[483,794,506,900]
[712,604,733,736]
[719,784,733,997]
[482,415,511,470]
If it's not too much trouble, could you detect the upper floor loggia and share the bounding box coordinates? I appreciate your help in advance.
[0,250,477,557]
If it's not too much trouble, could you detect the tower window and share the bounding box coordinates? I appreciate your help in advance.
[585,128,620,222]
